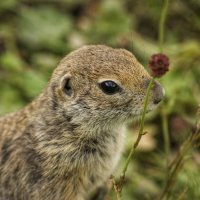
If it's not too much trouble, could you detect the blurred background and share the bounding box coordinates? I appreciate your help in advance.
[0,0,200,199]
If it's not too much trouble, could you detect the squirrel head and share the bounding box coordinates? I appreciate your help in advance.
[48,45,164,132]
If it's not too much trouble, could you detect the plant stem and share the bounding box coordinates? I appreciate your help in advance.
[159,0,170,53]
[111,176,122,200]
[159,121,200,200]
[161,111,170,179]
[121,78,154,180]
[159,0,171,194]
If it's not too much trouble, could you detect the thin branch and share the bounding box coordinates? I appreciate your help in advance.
[158,107,200,200]
[111,78,154,198]
[159,0,170,53]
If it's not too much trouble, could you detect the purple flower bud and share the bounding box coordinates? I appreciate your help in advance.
[148,53,169,77]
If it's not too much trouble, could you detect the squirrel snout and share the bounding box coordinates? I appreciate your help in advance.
[152,80,165,105]
[143,79,165,105]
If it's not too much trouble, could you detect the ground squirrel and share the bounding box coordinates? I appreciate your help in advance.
[0,45,164,200]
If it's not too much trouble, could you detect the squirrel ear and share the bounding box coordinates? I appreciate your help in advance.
[60,74,73,97]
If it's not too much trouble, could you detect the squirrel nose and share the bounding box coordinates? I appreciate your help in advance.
[152,80,165,104]
[143,79,165,104]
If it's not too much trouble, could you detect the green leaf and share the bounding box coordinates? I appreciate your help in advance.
[19,70,47,98]
[18,6,72,52]
[86,0,132,44]
[0,84,24,114]
[0,52,25,72]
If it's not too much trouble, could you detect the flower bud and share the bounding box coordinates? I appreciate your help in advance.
[148,53,169,77]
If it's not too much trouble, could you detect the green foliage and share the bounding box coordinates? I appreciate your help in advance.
[0,0,199,199]
[86,0,131,44]
[19,6,72,52]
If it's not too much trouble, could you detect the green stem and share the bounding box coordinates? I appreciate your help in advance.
[159,0,170,53]
[161,112,170,179]
[121,78,154,177]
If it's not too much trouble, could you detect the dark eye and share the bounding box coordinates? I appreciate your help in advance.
[99,80,121,95]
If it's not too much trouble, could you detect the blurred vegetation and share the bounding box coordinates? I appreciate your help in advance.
[0,0,200,199]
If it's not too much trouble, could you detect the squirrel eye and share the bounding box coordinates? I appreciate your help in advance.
[99,80,121,95]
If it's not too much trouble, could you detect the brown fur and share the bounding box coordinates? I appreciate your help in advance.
[0,45,164,200]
